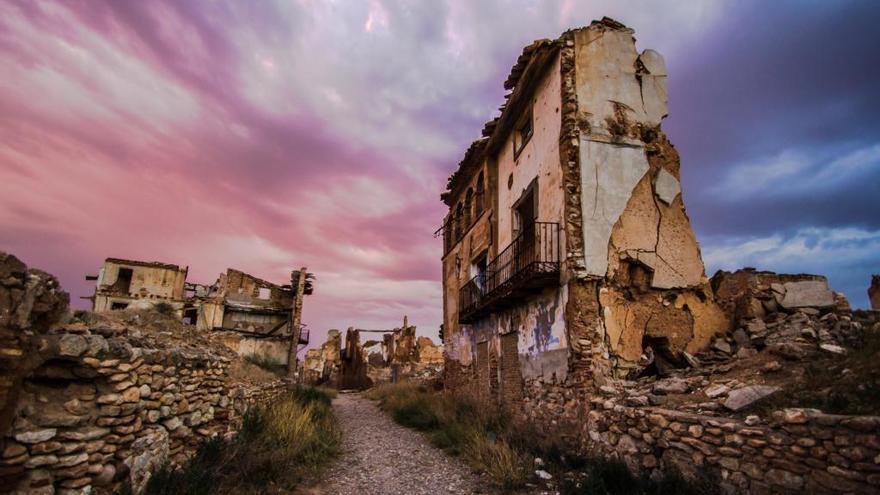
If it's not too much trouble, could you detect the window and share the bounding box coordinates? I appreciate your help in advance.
[475,172,485,217]
[110,302,129,310]
[513,111,533,159]
[113,267,133,294]
[512,178,538,240]
[470,251,488,291]
[258,287,271,300]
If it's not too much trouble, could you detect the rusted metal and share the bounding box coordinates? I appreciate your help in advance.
[459,222,560,323]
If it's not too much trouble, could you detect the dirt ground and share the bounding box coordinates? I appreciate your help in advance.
[298,392,495,495]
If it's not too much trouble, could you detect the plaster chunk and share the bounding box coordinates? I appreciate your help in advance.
[654,168,680,205]
[639,49,667,76]
[580,139,650,276]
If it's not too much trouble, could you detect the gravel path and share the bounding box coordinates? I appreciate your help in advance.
[305,391,493,495]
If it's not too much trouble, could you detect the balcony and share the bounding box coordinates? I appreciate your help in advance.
[459,222,560,323]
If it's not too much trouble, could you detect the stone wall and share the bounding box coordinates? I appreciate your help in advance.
[0,253,288,494]
[582,402,880,494]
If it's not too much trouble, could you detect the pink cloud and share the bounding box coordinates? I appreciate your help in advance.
[1,0,742,348]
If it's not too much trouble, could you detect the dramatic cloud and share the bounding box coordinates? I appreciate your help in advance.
[1,0,877,350]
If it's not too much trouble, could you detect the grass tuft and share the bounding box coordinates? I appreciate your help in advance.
[144,385,340,494]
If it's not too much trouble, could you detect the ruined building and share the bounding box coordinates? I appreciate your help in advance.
[439,18,880,494]
[88,259,188,317]
[300,317,444,389]
[441,17,727,397]
[0,252,288,494]
[88,258,313,368]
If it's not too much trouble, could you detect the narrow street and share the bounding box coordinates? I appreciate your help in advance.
[303,392,492,495]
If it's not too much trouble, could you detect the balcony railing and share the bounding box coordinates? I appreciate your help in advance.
[459,222,560,323]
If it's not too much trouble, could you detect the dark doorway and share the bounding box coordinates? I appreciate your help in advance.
[112,268,133,294]
[514,180,538,269]
[110,302,129,310]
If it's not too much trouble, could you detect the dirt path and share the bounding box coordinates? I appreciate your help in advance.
[304,392,492,495]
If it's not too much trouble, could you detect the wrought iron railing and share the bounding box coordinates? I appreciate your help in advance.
[458,222,560,323]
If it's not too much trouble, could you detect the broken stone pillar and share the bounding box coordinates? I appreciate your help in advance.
[870,275,880,310]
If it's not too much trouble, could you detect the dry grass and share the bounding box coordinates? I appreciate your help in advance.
[143,386,340,495]
[367,382,528,489]
[369,382,721,494]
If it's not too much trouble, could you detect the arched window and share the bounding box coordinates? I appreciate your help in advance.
[475,172,485,217]
[464,188,473,229]
[454,203,463,242]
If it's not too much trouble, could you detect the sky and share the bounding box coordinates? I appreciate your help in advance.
[1,0,878,348]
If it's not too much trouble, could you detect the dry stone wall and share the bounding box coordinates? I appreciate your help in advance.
[0,253,288,494]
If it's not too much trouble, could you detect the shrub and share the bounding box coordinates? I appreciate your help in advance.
[153,302,177,317]
[243,353,286,377]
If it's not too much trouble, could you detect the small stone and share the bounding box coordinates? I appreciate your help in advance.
[93,463,115,485]
[58,335,88,357]
[704,384,730,399]
[653,378,689,395]
[14,429,57,444]
[682,351,700,368]
[819,344,847,355]
[120,387,140,403]
[535,470,553,480]
[97,393,121,405]
[163,417,182,431]
[744,415,761,426]
[781,409,810,424]
[712,339,732,354]
[56,452,88,468]
[2,443,27,459]
[723,386,780,412]
[24,455,58,468]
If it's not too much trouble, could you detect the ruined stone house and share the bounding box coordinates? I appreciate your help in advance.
[88,258,188,317]
[440,18,729,402]
[88,259,312,366]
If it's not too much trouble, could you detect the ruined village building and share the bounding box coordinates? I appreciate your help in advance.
[440,19,729,402]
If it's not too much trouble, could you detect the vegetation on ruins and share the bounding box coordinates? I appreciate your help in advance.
[142,386,340,495]
[367,382,719,493]
[243,352,287,377]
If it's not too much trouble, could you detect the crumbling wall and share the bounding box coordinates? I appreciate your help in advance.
[338,329,372,390]
[569,20,728,375]
[300,329,341,386]
[0,253,286,495]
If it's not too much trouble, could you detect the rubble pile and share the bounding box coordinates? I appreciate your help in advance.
[534,268,880,494]
[0,252,287,495]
